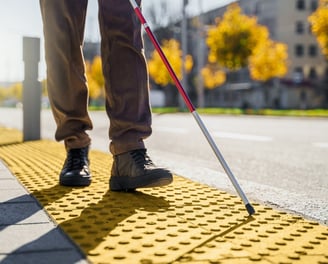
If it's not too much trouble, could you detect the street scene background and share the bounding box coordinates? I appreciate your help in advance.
[0,0,327,224]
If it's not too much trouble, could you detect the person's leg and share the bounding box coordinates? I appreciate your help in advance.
[98,0,151,155]
[40,0,92,186]
[40,0,92,150]
[98,0,172,191]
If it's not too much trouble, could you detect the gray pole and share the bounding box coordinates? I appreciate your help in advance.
[196,0,205,108]
[22,37,41,141]
[180,0,188,110]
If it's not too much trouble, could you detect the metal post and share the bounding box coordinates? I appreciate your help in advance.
[22,37,41,141]
[196,0,205,108]
[180,0,188,110]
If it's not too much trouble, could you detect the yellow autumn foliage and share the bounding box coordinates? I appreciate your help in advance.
[0,82,23,101]
[85,56,105,100]
[148,39,193,86]
[201,64,226,89]
[308,0,328,59]
[10,82,23,100]
[249,40,288,81]
[206,3,288,82]
[206,3,269,70]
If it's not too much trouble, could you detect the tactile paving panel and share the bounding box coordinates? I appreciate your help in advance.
[0,127,22,145]
[0,131,328,264]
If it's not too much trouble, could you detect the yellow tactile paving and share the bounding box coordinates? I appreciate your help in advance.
[0,127,23,145]
[0,129,328,264]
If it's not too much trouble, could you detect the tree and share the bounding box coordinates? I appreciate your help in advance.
[148,39,193,86]
[249,39,288,82]
[0,82,22,105]
[201,64,226,89]
[309,0,328,107]
[206,3,288,82]
[41,79,48,97]
[9,83,22,100]
[145,0,174,28]
[85,56,105,103]
[309,0,328,59]
[206,3,269,71]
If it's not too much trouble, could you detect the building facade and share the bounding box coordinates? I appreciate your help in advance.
[189,0,327,109]
[83,1,328,109]
[239,0,326,82]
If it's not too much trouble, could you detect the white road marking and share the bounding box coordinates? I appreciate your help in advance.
[212,131,273,142]
[154,126,188,134]
[154,126,273,142]
[313,142,328,148]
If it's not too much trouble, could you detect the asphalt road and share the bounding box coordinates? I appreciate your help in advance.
[1,107,327,224]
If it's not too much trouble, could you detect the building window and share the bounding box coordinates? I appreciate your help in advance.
[296,0,306,10]
[309,45,317,57]
[310,0,318,11]
[309,67,317,79]
[295,67,303,74]
[293,67,304,83]
[295,44,304,56]
[296,21,304,34]
[309,24,313,34]
[255,2,261,15]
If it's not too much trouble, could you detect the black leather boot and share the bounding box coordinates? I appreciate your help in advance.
[110,149,173,191]
[59,146,91,186]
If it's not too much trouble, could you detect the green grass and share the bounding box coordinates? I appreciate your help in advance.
[153,107,328,117]
[88,105,328,117]
[88,105,105,111]
[261,109,328,117]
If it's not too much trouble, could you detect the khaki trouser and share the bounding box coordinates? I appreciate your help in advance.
[40,0,151,155]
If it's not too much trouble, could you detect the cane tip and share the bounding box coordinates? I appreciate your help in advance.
[246,203,256,216]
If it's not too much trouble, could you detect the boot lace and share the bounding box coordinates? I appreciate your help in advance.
[65,147,88,170]
[130,149,154,168]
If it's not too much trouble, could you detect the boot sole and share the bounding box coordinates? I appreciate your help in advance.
[59,175,92,187]
[110,173,173,192]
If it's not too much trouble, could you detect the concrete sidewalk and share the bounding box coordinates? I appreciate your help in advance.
[0,160,89,264]
[1,127,328,264]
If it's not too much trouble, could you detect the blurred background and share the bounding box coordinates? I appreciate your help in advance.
[1,0,327,223]
[0,0,327,113]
